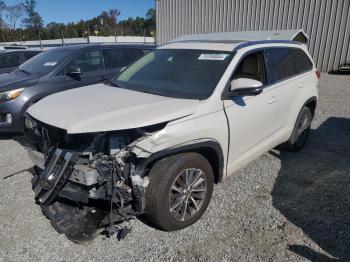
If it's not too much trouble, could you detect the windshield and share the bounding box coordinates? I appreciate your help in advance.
[18,48,74,75]
[114,49,233,99]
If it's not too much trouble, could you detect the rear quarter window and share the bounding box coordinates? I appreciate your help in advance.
[23,51,41,60]
[0,53,22,69]
[291,49,313,74]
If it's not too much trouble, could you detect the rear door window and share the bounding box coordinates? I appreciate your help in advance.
[66,50,104,73]
[0,55,8,69]
[266,47,313,84]
[102,48,140,69]
[266,48,295,83]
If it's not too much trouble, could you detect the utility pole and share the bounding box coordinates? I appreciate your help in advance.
[99,16,104,36]
[61,30,65,46]
[39,31,42,49]
[110,9,121,42]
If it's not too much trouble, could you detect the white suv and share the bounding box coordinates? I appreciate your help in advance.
[25,31,319,241]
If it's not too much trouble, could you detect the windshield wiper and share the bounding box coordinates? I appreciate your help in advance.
[17,68,31,75]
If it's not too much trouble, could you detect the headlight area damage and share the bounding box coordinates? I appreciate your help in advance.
[25,115,167,242]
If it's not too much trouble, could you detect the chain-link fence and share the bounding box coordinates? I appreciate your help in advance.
[0,35,155,49]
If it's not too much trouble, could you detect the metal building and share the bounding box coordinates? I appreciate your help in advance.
[156,0,350,72]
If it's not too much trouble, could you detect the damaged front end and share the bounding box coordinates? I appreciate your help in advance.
[25,115,165,242]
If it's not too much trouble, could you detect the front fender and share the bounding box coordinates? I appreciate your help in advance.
[135,139,225,183]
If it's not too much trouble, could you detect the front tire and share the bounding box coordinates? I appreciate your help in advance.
[145,152,214,231]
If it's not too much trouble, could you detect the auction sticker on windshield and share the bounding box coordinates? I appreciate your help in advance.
[44,62,58,67]
[198,54,229,61]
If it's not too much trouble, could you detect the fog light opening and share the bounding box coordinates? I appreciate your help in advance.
[5,113,12,124]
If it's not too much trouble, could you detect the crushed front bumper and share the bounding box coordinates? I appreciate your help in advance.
[28,147,45,169]
[32,149,78,205]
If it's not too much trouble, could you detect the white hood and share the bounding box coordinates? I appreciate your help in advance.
[27,83,200,134]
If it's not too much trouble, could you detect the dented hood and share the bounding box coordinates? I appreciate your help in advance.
[27,83,200,134]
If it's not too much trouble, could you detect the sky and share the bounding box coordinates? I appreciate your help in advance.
[4,0,156,26]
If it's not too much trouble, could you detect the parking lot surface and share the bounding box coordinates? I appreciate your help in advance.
[0,73,349,262]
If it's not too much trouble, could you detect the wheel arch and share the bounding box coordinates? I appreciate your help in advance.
[303,96,317,118]
[135,140,225,184]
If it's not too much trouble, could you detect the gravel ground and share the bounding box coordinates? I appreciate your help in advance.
[0,73,349,262]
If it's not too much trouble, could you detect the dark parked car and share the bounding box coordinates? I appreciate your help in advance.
[0,49,42,74]
[0,43,155,133]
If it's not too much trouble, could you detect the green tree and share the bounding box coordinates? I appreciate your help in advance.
[22,0,43,30]
[0,0,5,15]
[46,22,65,38]
[0,6,156,42]
[5,4,24,30]
[0,0,6,28]
[145,8,156,36]
[146,8,155,21]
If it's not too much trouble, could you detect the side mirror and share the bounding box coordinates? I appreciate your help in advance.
[229,78,263,96]
[66,65,82,76]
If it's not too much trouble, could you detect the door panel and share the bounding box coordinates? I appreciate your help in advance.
[55,49,108,91]
[224,50,277,175]
[40,49,107,98]
[67,49,106,85]
[224,87,277,174]
[265,47,314,139]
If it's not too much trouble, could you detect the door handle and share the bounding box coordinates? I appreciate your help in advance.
[268,96,278,104]
[298,83,304,88]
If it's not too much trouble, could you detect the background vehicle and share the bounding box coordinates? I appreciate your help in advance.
[0,45,28,50]
[0,49,41,74]
[25,30,318,241]
[0,43,155,133]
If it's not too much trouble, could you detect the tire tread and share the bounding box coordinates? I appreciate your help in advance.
[145,152,214,231]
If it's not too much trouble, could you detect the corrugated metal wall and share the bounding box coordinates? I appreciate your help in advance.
[156,0,350,72]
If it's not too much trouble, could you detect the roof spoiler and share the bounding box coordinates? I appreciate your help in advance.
[171,29,308,44]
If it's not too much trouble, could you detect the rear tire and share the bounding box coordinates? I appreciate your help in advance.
[145,152,214,231]
[281,106,312,152]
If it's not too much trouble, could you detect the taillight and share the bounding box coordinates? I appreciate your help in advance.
[315,70,321,79]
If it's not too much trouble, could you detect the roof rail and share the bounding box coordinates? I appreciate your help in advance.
[171,29,308,44]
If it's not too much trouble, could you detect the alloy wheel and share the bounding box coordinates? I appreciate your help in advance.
[295,112,311,147]
[169,168,208,221]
